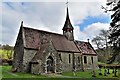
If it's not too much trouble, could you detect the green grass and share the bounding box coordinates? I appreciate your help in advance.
[1,66,47,78]
[62,69,120,78]
[62,70,92,78]
[1,65,120,80]
[98,61,119,65]
[98,62,106,64]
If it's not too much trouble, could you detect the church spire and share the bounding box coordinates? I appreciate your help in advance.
[62,7,74,30]
[62,4,74,41]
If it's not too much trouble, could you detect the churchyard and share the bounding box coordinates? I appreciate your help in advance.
[0,49,120,79]
[0,46,120,80]
[1,65,120,80]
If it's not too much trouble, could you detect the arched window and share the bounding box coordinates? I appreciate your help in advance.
[78,56,80,63]
[91,56,93,64]
[69,54,71,63]
[59,54,62,61]
[84,56,87,64]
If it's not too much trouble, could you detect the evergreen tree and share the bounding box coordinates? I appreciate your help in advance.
[107,0,120,63]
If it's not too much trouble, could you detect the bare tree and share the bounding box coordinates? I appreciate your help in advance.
[92,30,112,63]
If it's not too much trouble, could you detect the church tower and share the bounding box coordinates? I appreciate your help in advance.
[62,7,74,41]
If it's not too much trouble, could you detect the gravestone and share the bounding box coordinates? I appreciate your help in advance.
[104,69,107,76]
[112,68,114,73]
[113,67,118,77]
[99,68,102,75]
[107,68,110,74]
[92,70,96,77]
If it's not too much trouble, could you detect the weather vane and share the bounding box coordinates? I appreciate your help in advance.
[66,0,69,7]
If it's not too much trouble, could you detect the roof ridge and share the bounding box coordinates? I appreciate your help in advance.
[75,40,88,43]
[23,26,63,36]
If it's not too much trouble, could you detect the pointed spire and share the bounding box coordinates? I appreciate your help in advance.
[62,7,74,30]
[66,7,70,20]
[62,3,74,41]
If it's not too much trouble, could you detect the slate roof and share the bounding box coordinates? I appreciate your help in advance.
[31,43,49,63]
[51,34,79,53]
[21,27,97,63]
[23,27,79,53]
[75,41,96,55]
[23,27,41,49]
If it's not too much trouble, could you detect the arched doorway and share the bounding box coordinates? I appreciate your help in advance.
[46,56,54,73]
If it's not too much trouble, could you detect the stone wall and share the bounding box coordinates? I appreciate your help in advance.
[31,41,58,74]
[82,55,98,70]
[74,53,82,71]
[31,50,83,74]
[12,27,24,72]
[60,52,82,72]
[42,42,58,73]
[31,60,42,74]
[93,56,98,69]
[60,52,73,72]
[22,49,37,72]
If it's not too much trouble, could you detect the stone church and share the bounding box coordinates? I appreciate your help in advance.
[12,7,98,74]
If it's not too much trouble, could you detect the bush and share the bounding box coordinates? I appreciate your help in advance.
[2,59,13,66]
[0,59,2,65]
[7,59,13,65]
[2,59,8,63]
[98,64,120,69]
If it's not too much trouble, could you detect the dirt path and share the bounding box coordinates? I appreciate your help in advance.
[44,73,63,77]
[43,73,82,78]
[4,71,18,76]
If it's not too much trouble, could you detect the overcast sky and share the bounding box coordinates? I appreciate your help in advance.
[1,0,111,48]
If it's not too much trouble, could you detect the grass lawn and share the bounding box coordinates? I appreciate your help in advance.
[62,69,120,78]
[1,66,47,78]
[0,66,120,80]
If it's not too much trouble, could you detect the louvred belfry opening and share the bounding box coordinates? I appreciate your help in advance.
[63,7,74,41]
